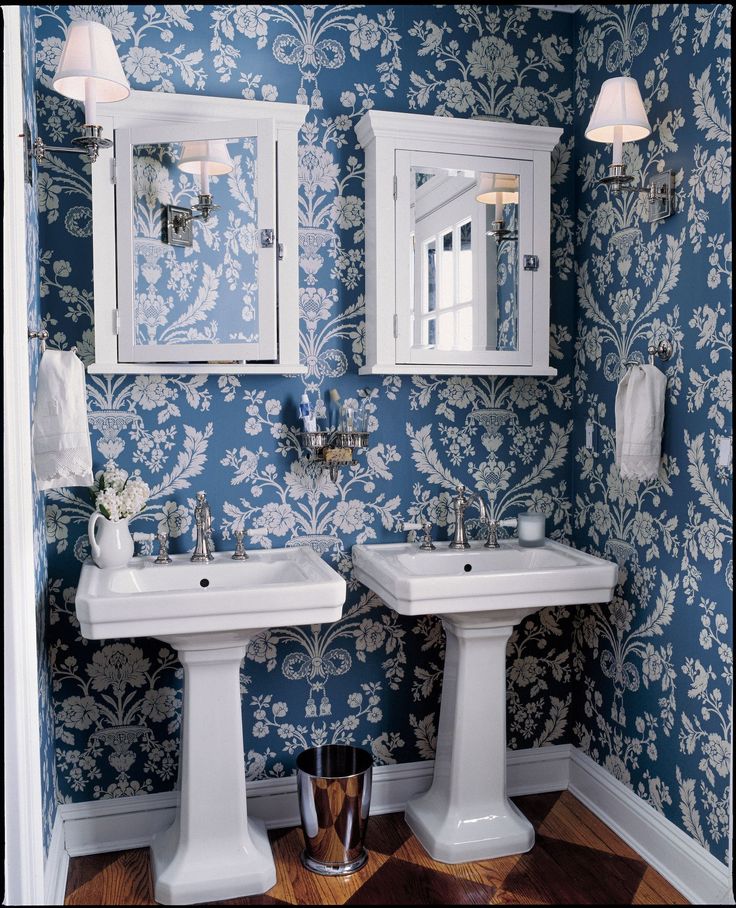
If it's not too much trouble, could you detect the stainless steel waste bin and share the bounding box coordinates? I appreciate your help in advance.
[296,744,373,875]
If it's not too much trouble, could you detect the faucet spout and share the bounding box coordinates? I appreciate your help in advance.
[449,486,488,550]
[191,491,215,563]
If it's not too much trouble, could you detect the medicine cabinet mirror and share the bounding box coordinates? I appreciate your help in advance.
[356,111,562,376]
[91,90,307,374]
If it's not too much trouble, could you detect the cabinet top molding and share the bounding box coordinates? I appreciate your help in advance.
[355,110,562,153]
[98,89,308,130]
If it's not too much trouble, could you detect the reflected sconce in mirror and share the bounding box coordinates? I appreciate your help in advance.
[25,20,129,178]
[476,173,519,240]
[585,76,675,222]
[163,140,234,247]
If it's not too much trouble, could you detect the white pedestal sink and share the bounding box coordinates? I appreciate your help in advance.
[352,539,616,864]
[76,548,346,905]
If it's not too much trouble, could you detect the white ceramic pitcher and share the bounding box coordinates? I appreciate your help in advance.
[88,512,134,569]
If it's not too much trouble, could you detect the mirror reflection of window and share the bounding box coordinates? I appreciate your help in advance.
[408,165,519,354]
[131,136,259,348]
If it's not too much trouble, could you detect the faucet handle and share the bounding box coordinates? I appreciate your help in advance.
[154,531,172,564]
[246,527,269,546]
[399,519,422,542]
[419,520,436,551]
[231,528,248,561]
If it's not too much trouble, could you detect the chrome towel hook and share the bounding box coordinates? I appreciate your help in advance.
[28,328,78,356]
[28,328,49,353]
[623,335,674,372]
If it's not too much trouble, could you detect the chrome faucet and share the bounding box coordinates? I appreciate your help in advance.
[191,491,215,563]
[449,486,488,550]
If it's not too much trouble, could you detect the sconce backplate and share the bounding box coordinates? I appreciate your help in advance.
[163,205,193,247]
[646,170,674,223]
[22,120,34,186]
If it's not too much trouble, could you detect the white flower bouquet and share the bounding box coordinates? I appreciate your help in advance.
[92,465,150,522]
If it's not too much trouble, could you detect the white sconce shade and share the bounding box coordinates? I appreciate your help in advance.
[178,140,234,194]
[585,76,651,166]
[475,172,519,206]
[52,20,130,125]
[178,140,235,177]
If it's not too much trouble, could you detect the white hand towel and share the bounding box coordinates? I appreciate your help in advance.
[32,349,94,490]
[615,363,666,482]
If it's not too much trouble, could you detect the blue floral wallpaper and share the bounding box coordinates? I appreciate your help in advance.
[571,4,732,863]
[20,4,58,859]
[23,3,731,866]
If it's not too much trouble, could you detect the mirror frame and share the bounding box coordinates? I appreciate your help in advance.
[91,89,307,374]
[356,110,562,376]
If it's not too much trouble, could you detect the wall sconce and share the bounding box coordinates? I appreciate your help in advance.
[163,140,234,247]
[585,76,675,222]
[26,20,129,175]
[476,173,519,240]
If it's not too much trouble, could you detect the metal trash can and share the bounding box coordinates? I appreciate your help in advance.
[296,744,373,875]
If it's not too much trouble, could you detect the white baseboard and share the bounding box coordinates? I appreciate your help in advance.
[43,812,69,907]
[44,745,731,906]
[569,748,733,906]
[508,742,572,795]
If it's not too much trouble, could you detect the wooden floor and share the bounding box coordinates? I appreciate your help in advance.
[64,791,688,905]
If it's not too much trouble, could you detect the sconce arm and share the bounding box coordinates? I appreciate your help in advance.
[27,126,112,167]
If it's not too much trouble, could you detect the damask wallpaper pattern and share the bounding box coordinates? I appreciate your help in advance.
[23,4,731,866]
[571,4,732,863]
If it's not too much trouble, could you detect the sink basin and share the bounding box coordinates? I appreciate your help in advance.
[77,548,345,639]
[76,547,345,905]
[352,539,617,616]
[352,538,616,865]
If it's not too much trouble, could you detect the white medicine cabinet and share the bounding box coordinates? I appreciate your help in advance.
[90,90,307,374]
[355,111,562,376]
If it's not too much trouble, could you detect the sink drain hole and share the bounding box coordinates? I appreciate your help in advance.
[464,564,472,573]
[200,578,210,588]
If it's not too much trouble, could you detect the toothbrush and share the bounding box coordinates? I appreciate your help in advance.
[328,388,341,431]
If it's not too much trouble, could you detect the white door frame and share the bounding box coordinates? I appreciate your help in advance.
[3,4,47,904]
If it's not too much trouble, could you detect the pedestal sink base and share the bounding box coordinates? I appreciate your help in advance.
[405,793,533,864]
[150,635,276,905]
[404,612,536,864]
[151,815,275,905]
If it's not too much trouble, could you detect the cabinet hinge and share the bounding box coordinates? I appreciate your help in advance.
[393,175,397,201]
[113,309,120,335]
[277,242,285,261]
[110,157,117,184]
[393,313,399,338]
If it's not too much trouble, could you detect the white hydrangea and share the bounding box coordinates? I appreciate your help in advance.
[102,465,128,492]
[95,488,121,522]
[93,467,150,521]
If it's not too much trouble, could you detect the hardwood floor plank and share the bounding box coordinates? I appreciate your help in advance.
[536,796,651,901]
[633,868,689,905]
[344,856,496,905]
[363,811,413,856]
[551,791,688,904]
[554,790,643,860]
[65,848,154,906]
